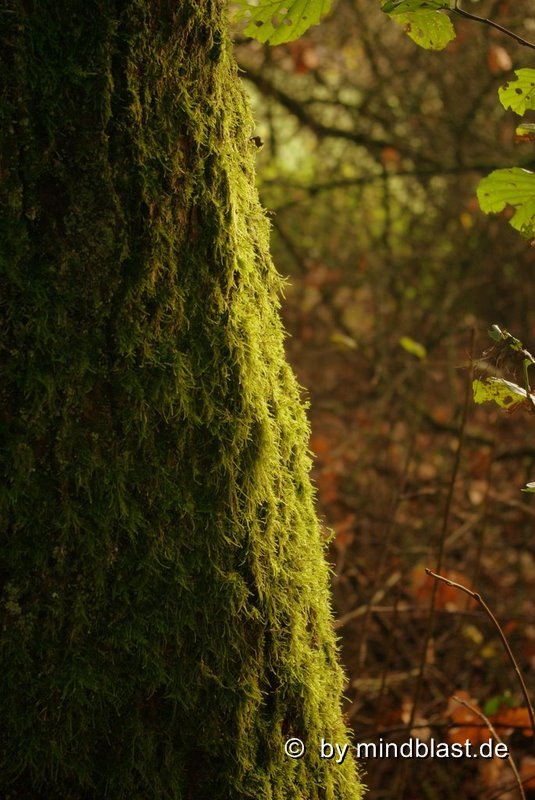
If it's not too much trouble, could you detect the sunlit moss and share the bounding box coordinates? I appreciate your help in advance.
[0,2,363,797]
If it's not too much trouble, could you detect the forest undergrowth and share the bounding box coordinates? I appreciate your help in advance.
[282,288,535,800]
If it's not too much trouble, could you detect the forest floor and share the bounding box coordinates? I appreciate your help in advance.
[282,266,535,800]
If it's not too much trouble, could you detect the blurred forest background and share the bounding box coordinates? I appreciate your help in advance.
[234,2,535,798]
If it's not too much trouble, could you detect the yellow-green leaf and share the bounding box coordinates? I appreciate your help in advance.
[382,0,448,11]
[388,9,455,50]
[400,336,427,359]
[477,168,535,239]
[234,0,333,45]
[472,378,531,410]
[330,332,358,350]
[498,69,535,115]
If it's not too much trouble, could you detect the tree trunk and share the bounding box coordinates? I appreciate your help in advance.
[0,2,362,797]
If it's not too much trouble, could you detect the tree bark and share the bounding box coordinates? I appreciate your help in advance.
[0,2,362,797]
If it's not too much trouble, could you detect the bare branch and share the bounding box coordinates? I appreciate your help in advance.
[452,695,526,800]
[238,64,438,164]
[426,568,535,743]
[453,2,535,50]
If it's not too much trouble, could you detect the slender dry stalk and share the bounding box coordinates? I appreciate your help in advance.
[426,568,535,744]
[396,330,475,800]
[452,694,525,800]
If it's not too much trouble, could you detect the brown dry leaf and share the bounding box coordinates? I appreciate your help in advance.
[491,706,533,737]
[409,565,477,611]
[286,40,320,74]
[446,691,487,746]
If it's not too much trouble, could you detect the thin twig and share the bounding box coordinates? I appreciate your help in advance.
[465,445,494,684]
[487,490,535,520]
[427,568,535,744]
[412,331,475,702]
[452,694,526,800]
[396,329,475,799]
[356,422,418,668]
[453,2,535,50]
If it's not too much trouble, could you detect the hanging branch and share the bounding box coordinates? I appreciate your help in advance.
[453,2,535,51]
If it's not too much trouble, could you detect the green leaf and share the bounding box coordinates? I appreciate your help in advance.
[382,0,449,12]
[234,0,333,45]
[483,694,514,716]
[472,378,532,410]
[498,69,535,115]
[387,9,455,50]
[399,336,427,359]
[330,332,358,350]
[477,168,535,239]
[521,482,535,493]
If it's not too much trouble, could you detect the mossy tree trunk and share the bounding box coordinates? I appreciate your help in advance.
[0,2,362,798]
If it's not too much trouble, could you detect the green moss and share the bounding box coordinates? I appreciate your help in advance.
[0,1,363,798]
